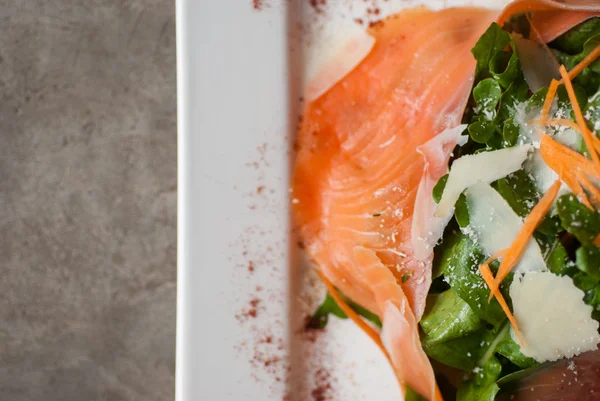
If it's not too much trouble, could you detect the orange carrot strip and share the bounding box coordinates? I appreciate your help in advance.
[479,263,524,346]
[434,384,445,401]
[567,44,600,81]
[544,118,582,132]
[540,79,559,123]
[540,133,595,209]
[558,65,600,177]
[316,270,386,356]
[480,249,508,303]
[594,234,600,247]
[577,171,600,206]
[488,180,562,300]
[536,118,600,155]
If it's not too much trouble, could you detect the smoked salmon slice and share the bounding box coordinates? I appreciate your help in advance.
[292,7,497,399]
[498,0,600,42]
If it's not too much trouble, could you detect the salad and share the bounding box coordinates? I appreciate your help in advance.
[293,0,600,400]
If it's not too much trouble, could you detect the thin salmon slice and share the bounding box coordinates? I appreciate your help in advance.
[498,0,600,42]
[292,7,497,399]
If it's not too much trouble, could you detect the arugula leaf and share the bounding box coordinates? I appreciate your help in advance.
[473,78,502,116]
[576,246,600,281]
[554,33,600,92]
[502,117,520,146]
[495,171,561,236]
[423,331,484,371]
[572,272,600,310]
[490,41,521,89]
[456,357,501,401]
[306,293,381,330]
[496,78,529,125]
[455,194,470,228]
[420,290,482,345]
[405,387,428,401]
[433,174,448,204]
[494,332,536,369]
[306,293,348,329]
[468,120,495,143]
[551,18,600,54]
[472,23,512,79]
[440,232,507,327]
[556,193,600,246]
[544,238,575,277]
[585,88,600,136]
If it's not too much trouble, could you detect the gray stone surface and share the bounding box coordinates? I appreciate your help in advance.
[0,1,176,400]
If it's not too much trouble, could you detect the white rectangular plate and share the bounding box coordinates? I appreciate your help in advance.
[176,1,506,400]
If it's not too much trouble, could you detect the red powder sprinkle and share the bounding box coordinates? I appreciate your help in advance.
[248,261,255,273]
[257,185,265,194]
[311,368,333,401]
[309,0,327,14]
[369,20,384,29]
[252,0,264,10]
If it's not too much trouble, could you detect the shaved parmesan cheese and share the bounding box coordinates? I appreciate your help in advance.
[435,145,532,218]
[463,182,546,274]
[304,17,375,102]
[510,271,600,363]
[412,125,466,260]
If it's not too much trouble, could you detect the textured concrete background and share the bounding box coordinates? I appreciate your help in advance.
[0,1,176,400]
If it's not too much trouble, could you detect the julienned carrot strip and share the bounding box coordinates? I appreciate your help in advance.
[543,118,581,132]
[540,79,559,122]
[567,44,600,81]
[539,133,594,209]
[481,249,507,303]
[578,171,600,206]
[594,234,600,246]
[488,180,562,301]
[479,264,524,346]
[536,118,600,155]
[558,66,600,177]
[316,270,387,357]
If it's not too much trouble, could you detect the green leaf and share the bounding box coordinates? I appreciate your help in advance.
[473,78,502,117]
[433,174,449,204]
[502,117,520,146]
[576,246,600,281]
[496,362,550,387]
[496,79,529,125]
[455,193,470,228]
[554,33,600,91]
[456,357,502,401]
[405,386,428,401]
[441,232,507,327]
[545,239,575,277]
[556,193,600,246]
[490,42,521,89]
[585,88,600,136]
[472,23,512,78]
[420,290,483,345]
[468,120,495,143]
[306,293,346,329]
[495,171,561,236]
[423,331,484,371]
[306,293,382,330]
[551,18,600,54]
[495,332,536,369]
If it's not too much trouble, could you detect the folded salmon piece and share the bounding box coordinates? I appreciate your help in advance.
[293,7,498,398]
